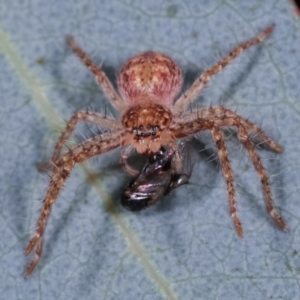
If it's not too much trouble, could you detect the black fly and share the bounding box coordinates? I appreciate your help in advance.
[121,145,190,211]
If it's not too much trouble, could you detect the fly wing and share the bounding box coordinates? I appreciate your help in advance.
[166,141,192,192]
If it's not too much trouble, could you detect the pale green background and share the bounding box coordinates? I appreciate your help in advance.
[0,0,299,299]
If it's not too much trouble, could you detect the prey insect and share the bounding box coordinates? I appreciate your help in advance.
[122,144,190,211]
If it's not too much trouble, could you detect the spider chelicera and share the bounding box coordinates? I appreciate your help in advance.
[25,24,287,277]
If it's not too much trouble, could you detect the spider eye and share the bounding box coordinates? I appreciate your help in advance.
[133,127,142,137]
[132,124,159,137]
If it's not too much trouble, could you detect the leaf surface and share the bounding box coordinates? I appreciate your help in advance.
[0,1,299,299]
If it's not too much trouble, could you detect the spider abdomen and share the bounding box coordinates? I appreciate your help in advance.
[118,51,183,107]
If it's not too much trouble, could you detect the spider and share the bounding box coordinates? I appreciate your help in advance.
[25,24,287,277]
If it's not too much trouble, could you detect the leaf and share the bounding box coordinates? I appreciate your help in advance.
[0,1,300,299]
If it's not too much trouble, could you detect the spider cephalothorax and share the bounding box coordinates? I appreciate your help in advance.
[122,103,174,154]
[25,25,287,277]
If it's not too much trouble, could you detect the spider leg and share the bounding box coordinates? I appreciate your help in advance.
[25,131,123,277]
[237,126,288,231]
[41,111,121,170]
[25,238,43,278]
[67,36,128,114]
[211,126,244,237]
[172,115,286,235]
[181,107,282,152]
[120,146,139,176]
[168,141,185,174]
[173,25,275,113]
[172,119,243,236]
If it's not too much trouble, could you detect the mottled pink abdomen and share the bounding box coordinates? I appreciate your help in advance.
[118,51,183,107]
